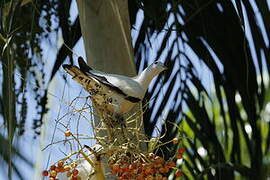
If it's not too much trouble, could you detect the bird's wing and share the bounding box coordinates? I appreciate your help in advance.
[65,59,143,103]
[62,64,95,88]
[62,64,86,77]
[86,71,144,102]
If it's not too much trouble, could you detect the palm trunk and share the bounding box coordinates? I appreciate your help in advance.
[76,0,146,179]
[77,0,135,75]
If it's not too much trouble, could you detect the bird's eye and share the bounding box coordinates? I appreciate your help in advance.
[154,61,158,64]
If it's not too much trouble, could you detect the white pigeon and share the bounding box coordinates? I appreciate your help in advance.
[62,57,167,115]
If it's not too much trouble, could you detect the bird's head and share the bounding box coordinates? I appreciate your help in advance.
[134,61,167,90]
[150,61,168,74]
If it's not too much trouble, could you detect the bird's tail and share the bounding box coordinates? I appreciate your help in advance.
[62,64,92,86]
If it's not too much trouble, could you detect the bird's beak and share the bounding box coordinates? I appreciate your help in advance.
[162,62,168,71]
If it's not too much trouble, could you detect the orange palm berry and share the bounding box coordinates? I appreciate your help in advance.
[141,164,147,171]
[148,163,155,169]
[112,164,119,171]
[172,138,179,144]
[42,170,49,176]
[164,167,169,173]
[154,163,163,168]
[64,165,71,171]
[129,163,137,169]
[178,148,185,154]
[72,169,79,176]
[137,166,143,173]
[65,130,72,137]
[70,162,77,168]
[136,175,144,180]
[57,160,64,167]
[111,169,117,174]
[145,168,154,175]
[175,154,183,159]
[148,153,156,159]
[121,165,129,173]
[175,170,183,177]
[166,161,176,168]
[49,177,55,180]
[50,165,56,170]
[55,167,61,172]
[156,174,163,180]
[146,175,154,180]
[50,170,57,177]
[155,157,165,164]
[159,167,167,174]
[59,167,65,173]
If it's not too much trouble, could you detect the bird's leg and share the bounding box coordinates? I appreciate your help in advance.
[90,98,114,142]
[90,94,130,144]
[114,114,129,142]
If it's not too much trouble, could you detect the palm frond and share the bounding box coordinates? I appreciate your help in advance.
[130,0,270,178]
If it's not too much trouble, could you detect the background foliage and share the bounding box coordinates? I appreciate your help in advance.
[129,0,270,179]
[0,0,270,179]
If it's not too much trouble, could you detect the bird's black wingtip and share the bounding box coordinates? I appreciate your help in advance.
[78,57,93,72]
[78,56,84,62]
[62,64,72,70]
[125,96,141,103]
[78,56,85,66]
